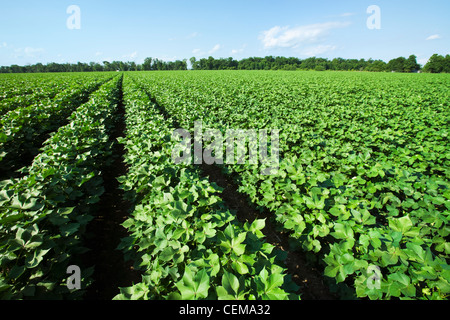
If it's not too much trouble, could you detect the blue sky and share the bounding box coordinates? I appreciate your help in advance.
[0,0,448,66]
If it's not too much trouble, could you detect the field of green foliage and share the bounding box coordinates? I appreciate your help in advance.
[0,71,449,300]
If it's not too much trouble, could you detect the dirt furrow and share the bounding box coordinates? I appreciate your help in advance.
[84,76,141,300]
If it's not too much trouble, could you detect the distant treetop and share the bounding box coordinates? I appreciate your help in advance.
[1,54,449,73]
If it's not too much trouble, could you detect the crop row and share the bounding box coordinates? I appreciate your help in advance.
[0,74,113,177]
[0,74,90,116]
[130,71,449,300]
[113,76,299,300]
[0,71,447,301]
[0,73,73,101]
[0,75,122,299]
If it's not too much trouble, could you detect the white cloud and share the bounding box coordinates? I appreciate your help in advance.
[208,44,221,54]
[12,47,45,59]
[192,44,223,57]
[340,12,356,17]
[186,32,199,39]
[426,34,441,41]
[122,51,138,60]
[301,44,337,57]
[95,51,103,56]
[24,47,44,56]
[231,44,247,55]
[259,21,350,49]
[0,42,7,48]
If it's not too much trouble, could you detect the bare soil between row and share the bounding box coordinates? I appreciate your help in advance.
[82,81,338,300]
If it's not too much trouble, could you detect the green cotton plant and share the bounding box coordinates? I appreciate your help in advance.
[114,77,299,301]
[0,74,79,116]
[175,267,210,300]
[218,224,247,257]
[0,74,112,172]
[129,70,449,300]
[215,270,248,300]
[254,266,291,300]
[0,75,122,299]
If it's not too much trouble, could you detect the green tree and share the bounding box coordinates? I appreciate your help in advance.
[387,57,406,72]
[103,61,112,71]
[314,65,326,71]
[444,54,450,73]
[189,57,197,70]
[423,54,448,73]
[365,60,387,72]
[404,55,420,72]
[142,57,153,71]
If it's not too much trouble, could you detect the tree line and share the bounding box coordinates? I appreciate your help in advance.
[190,54,449,73]
[1,54,449,73]
[0,58,188,74]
